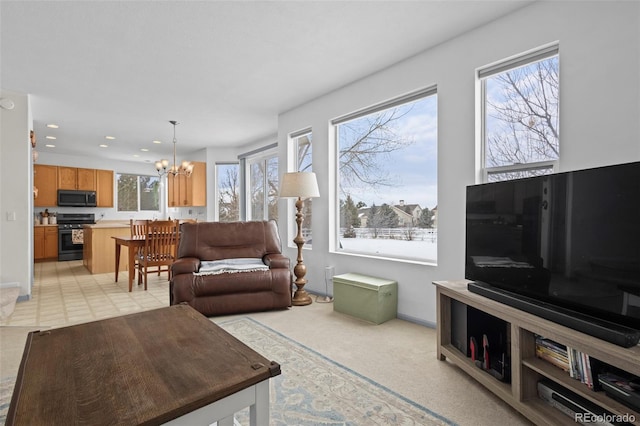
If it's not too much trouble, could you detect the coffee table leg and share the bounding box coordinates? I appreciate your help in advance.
[249,380,269,426]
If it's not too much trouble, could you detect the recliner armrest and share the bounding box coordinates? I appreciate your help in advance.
[263,253,290,269]
[172,257,200,275]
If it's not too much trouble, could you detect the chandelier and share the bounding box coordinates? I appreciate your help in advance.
[155,120,193,177]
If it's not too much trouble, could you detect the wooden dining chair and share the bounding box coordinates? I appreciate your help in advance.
[130,219,148,238]
[136,219,179,290]
[130,219,149,284]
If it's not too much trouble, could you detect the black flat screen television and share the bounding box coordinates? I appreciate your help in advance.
[465,161,640,347]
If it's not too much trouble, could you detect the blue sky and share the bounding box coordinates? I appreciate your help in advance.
[338,95,438,210]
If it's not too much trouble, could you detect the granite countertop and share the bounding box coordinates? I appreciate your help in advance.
[34,224,59,227]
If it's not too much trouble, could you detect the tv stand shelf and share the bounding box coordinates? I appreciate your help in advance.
[434,280,640,425]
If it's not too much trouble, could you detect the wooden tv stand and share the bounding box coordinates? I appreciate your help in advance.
[434,280,640,425]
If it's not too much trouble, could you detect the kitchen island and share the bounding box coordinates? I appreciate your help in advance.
[82,221,130,274]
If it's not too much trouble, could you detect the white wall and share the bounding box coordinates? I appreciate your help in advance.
[277,1,640,326]
[0,90,33,299]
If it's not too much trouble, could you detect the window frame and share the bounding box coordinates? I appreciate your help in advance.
[243,147,279,222]
[288,128,314,248]
[215,162,240,222]
[330,86,438,264]
[116,172,161,213]
[478,43,560,183]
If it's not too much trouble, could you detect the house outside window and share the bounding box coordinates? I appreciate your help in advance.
[216,163,240,222]
[290,129,313,246]
[480,44,559,182]
[333,87,438,263]
[247,152,278,221]
[117,173,160,212]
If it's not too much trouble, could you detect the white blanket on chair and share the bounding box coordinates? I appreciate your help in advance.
[194,258,269,276]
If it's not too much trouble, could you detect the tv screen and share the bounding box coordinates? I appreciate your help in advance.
[465,161,640,332]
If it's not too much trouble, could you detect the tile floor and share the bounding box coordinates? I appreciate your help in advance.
[2,260,169,328]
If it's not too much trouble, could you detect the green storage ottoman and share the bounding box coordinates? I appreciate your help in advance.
[333,273,398,324]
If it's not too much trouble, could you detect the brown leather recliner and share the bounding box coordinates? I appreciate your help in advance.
[170,220,292,316]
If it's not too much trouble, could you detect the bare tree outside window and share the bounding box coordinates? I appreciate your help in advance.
[484,55,559,181]
[250,161,265,220]
[217,163,239,222]
[335,92,438,262]
[266,156,279,221]
[292,132,313,244]
[248,154,279,221]
[117,173,160,212]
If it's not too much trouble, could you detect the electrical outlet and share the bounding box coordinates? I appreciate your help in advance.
[325,266,335,281]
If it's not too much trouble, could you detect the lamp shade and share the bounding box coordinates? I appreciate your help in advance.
[279,172,320,199]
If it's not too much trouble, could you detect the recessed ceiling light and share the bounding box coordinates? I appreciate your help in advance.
[140,148,149,152]
[105,136,116,140]
[45,136,56,140]
[45,144,56,148]
[152,140,162,144]
[46,124,59,129]
[133,154,140,158]
[99,144,108,148]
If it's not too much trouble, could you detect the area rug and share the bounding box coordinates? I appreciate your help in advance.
[219,317,455,426]
[0,318,456,426]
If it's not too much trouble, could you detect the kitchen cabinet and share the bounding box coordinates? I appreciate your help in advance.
[34,165,113,207]
[96,169,114,207]
[34,226,58,261]
[58,167,96,191]
[167,161,206,207]
[34,165,58,207]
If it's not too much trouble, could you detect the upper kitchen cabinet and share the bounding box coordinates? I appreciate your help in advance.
[58,167,96,191]
[96,169,114,207]
[167,161,206,207]
[34,164,58,207]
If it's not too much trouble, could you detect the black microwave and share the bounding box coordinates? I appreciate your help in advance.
[57,190,97,207]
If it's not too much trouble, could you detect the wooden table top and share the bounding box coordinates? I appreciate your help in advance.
[6,304,280,426]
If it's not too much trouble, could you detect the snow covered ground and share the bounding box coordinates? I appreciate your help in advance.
[339,237,437,261]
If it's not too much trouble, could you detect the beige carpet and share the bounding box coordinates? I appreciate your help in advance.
[0,261,530,425]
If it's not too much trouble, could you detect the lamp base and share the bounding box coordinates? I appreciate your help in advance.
[292,289,312,306]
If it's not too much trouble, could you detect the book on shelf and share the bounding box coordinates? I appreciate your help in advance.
[534,335,603,390]
[535,336,569,372]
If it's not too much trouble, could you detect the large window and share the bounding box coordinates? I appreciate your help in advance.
[117,173,160,212]
[247,153,278,221]
[216,163,240,222]
[334,88,438,263]
[480,44,559,182]
[290,129,313,245]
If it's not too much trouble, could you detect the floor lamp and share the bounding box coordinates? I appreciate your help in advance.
[280,172,320,306]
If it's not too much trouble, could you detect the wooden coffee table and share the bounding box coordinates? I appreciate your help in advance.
[6,304,280,425]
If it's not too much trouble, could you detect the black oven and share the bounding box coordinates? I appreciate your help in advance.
[57,213,95,261]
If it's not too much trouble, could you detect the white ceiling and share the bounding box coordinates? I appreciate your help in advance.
[1,1,532,165]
